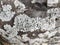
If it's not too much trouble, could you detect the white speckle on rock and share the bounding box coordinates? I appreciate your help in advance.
[38,33,45,38]
[42,43,48,45]
[14,13,56,32]
[47,0,58,7]
[21,34,30,42]
[0,4,15,21]
[2,4,12,11]
[14,0,26,13]
[48,31,57,38]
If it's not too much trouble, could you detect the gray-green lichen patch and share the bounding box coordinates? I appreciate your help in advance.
[0,1,15,21]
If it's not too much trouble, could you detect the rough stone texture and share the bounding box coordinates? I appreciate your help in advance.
[0,0,60,45]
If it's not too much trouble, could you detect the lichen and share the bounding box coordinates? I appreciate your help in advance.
[0,0,60,45]
[47,0,58,7]
[14,13,56,32]
[14,0,26,13]
[0,3,15,21]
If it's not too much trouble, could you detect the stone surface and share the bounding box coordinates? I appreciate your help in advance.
[0,0,60,45]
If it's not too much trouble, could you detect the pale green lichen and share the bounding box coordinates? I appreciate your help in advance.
[0,3,15,21]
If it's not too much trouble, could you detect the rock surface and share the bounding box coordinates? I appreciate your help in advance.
[0,0,60,45]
